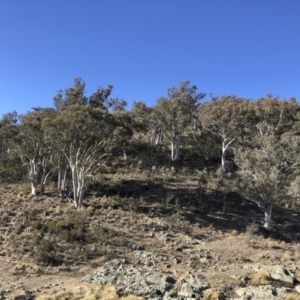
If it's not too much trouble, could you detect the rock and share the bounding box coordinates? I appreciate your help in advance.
[133,250,168,268]
[295,285,300,293]
[173,257,181,264]
[82,259,210,299]
[186,236,206,245]
[131,245,145,251]
[200,257,212,265]
[236,285,291,300]
[82,259,176,298]
[178,275,210,298]
[244,264,295,284]
[159,233,171,243]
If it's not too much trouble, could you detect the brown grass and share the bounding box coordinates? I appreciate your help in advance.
[36,284,142,300]
[295,270,300,283]
[251,269,272,285]
[203,289,225,300]
[230,229,238,236]
[267,240,280,249]
[285,293,300,300]
[282,251,294,261]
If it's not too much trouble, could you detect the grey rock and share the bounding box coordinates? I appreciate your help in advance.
[177,275,210,298]
[200,257,212,265]
[133,250,168,267]
[236,285,291,300]
[244,264,295,284]
[82,259,176,299]
[159,233,171,243]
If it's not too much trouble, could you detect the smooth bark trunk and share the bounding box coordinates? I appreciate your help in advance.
[171,133,180,161]
[122,145,127,160]
[31,182,37,196]
[258,202,273,229]
[221,141,227,172]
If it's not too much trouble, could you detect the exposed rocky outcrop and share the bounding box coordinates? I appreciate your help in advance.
[82,258,210,299]
[236,285,292,300]
[244,264,296,285]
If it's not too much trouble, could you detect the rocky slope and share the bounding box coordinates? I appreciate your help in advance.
[0,174,300,299]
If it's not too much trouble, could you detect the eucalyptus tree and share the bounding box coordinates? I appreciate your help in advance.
[54,78,88,109]
[234,98,300,228]
[12,108,55,195]
[0,111,24,181]
[110,110,132,160]
[153,81,205,161]
[43,104,114,209]
[0,111,18,155]
[130,101,156,144]
[199,96,251,172]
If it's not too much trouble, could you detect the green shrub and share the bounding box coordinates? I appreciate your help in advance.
[34,238,55,265]
[31,220,45,232]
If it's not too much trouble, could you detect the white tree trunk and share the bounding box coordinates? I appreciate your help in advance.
[221,141,227,172]
[171,139,175,161]
[155,129,162,145]
[31,182,37,196]
[65,143,107,209]
[171,133,180,161]
[58,159,72,198]
[258,202,273,229]
[71,165,90,210]
[174,134,180,160]
[263,203,273,229]
[122,145,127,160]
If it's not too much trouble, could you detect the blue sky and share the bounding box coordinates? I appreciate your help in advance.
[1,1,300,116]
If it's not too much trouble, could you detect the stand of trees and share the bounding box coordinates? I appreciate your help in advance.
[1,78,300,227]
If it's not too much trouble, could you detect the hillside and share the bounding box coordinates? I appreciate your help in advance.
[0,170,300,300]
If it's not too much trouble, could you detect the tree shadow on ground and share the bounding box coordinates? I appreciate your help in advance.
[87,177,300,243]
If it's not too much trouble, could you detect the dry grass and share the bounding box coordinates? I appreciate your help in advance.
[295,270,300,283]
[230,229,238,236]
[19,181,31,195]
[36,284,142,300]
[285,293,300,300]
[203,289,225,300]
[283,251,294,261]
[267,240,280,249]
[251,269,272,285]
[294,251,300,261]
[245,222,259,236]
[36,291,76,300]
[280,241,287,248]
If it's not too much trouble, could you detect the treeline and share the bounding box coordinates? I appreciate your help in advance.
[1,78,300,228]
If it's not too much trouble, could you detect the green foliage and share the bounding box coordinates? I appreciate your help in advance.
[31,220,44,231]
[47,214,85,243]
[34,238,55,265]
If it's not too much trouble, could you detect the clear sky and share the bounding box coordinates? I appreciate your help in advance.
[0,1,300,116]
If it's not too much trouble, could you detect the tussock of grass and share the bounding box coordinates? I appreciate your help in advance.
[285,293,300,300]
[280,241,287,248]
[19,182,31,195]
[267,240,280,249]
[230,229,238,236]
[203,289,224,300]
[282,251,294,261]
[120,296,143,300]
[251,269,272,285]
[36,284,142,300]
[245,222,259,236]
[295,270,300,283]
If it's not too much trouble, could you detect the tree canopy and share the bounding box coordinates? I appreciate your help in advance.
[1,78,300,228]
